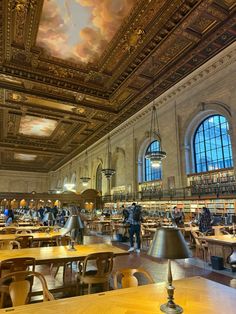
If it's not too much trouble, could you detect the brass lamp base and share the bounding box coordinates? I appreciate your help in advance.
[160,303,183,314]
[67,247,77,251]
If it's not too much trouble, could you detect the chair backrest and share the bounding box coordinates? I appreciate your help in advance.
[1,228,16,234]
[56,235,71,246]
[113,268,154,289]
[0,257,35,277]
[15,236,33,248]
[0,270,54,307]
[0,240,21,250]
[16,230,32,234]
[81,252,114,278]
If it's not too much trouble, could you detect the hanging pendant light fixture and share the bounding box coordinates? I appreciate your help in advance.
[102,135,116,179]
[64,162,75,191]
[145,57,166,168]
[80,150,91,187]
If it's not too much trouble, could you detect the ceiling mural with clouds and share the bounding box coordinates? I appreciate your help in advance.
[19,116,58,137]
[36,0,136,63]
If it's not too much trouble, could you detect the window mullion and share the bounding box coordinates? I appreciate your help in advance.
[202,122,208,171]
[219,118,225,168]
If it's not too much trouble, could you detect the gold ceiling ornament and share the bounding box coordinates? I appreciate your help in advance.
[11,0,36,13]
[124,28,145,53]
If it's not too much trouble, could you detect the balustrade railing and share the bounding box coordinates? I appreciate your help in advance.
[102,183,236,202]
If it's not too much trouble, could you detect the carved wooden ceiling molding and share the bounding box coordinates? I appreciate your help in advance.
[0,0,235,171]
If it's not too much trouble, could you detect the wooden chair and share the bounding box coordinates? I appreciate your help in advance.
[77,252,114,295]
[0,240,21,250]
[0,258,36,308]
[141,225,153,249]
[1,228,16,234]
[50,236,72,282]
[16,230,32,234]
[0,257,35,277]
[113,268,154,289]
[15,236,33,248]
[191,231,208,262]
[0,270,54,308]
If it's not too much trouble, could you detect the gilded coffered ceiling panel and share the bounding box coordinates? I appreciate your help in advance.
[37,0,137,64]
[0,0,234,171]
[14,153,37,161]
[19,115,58,137]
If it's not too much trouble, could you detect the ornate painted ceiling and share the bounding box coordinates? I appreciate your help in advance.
[0,0,235,172]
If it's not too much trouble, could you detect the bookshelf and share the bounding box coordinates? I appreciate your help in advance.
[104,199,236,217]
[187,168,236,195]
[138,180,162,192]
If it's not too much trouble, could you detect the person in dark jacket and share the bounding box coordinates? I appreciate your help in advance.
[127,203,142,253]
[199,207,212,233]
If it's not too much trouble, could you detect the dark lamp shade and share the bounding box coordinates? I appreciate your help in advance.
[147,227,192,259]
[64,215,84,230]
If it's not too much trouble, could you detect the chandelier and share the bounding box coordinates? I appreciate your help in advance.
[145,58,166,168]
[64,162,76,191]
[80,150,91,187]
[64,183,75,190]
[102,135,116,179]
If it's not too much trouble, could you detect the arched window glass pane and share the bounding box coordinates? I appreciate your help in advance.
[96,164,102,193]
[145,141,162,181]
[194,115,233,173]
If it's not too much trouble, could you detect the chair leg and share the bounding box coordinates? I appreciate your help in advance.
[54,265,60,278]
[88,284,92,294]
[103,281,109,291]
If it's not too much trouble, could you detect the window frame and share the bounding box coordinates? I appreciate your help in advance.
[144,140,162,182]
[193,114,233,173]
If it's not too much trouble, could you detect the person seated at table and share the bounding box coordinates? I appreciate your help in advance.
[171,207,184,227]
[5,209,14,226]
[122,205,129,223]
[199,207,212,233]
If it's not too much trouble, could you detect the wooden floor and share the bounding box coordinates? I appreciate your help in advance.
[29,234,236,301]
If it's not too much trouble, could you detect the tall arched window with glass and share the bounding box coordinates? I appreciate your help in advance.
[96,164,102,193]
[193,115,233,173]
[145,141,162,181]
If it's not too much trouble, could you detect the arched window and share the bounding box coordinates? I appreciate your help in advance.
[144,141,162,181]
[96,164,102,193]
[194,115,233,173]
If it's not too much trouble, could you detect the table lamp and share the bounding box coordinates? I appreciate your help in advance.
[148,227,192,313]
[64,213,84,245]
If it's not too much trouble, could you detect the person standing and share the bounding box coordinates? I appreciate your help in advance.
[199,207,212,233]
[127,203,142,253]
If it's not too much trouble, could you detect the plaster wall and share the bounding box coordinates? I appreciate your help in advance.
[46,43,236,193]
[0,170,49,193]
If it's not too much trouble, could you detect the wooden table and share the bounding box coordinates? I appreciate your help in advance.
[0,243,128,265]
[0,277,235,313]
[0,231,66,242]
[0,226,51,232]
[202,234,236,267]
[212,225,233,236]
[0,222,34,227]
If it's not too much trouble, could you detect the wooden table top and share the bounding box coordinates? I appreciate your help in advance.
[0,243,128,264]
[0,226,50,232]
[0,231,66,242]
[203,234,236,245]
[0,277,235,314]
[147,226,199,233]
